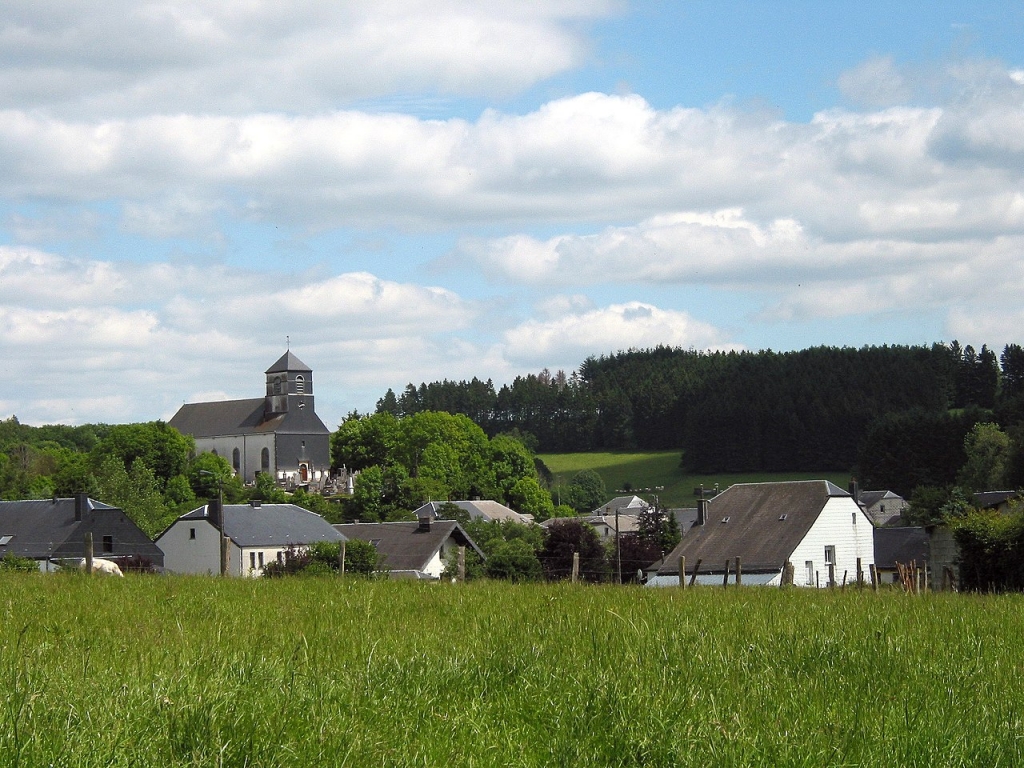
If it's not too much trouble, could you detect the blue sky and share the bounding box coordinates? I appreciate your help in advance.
[2,1,1023,428]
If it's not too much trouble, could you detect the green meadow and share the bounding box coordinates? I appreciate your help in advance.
[2,575,1023,767]
[539,450,851,507]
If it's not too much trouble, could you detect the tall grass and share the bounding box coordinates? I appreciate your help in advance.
[2,574,1022,766]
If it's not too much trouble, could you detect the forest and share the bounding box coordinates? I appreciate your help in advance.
[379,342,1024,493]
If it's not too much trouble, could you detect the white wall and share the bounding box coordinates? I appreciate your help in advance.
[790,496,875,587]
[195,434,276,482]
[157,520,222,574]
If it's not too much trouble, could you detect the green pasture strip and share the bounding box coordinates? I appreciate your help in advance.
[2,575,1022,767]
[539,450,850,506]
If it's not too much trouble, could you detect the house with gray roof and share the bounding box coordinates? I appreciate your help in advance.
[415,499,534,525]
[335,516,484,580]
[649,481,874,587]
[0,494,163,570]
[168,351,331,488]
[156,499,343,576]
[873,526,930,586]
[856,489,908,527]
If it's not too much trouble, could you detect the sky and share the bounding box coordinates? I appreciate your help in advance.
[2,1,1024,429]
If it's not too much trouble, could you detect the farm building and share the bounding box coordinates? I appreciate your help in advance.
[0,494,163,570]
[156,499,343,577]
[168,351,331,488]
[649,480,874,587]
[335,514,484,579]
[414,499,534,525]
[873,526,930,586]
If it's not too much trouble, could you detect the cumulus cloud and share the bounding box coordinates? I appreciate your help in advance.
[503,302,739,368]
[0,0,613,117]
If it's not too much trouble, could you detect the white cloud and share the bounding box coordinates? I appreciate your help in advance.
[0,1,613,117]
[837,55,912,108]
[503,302,739,368]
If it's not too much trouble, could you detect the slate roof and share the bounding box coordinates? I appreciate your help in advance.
[168,398,280,438]
[415,500,533,524]
[973,491,1021,510]
[857,490,906,526]
[873,527,929,569]
[658,481,850,575]
[591,495,650,515]
[334,520,484,573]
[0,497,163,564]
[266,351,312,374]
[166,503,343,548]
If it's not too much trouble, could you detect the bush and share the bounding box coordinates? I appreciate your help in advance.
[0,554,39,572]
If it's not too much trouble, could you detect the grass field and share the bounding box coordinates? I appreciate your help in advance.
[538,450,851,507]
[2,575,1023,767]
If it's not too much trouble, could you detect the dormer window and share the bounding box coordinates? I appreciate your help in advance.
[295,375,305,394]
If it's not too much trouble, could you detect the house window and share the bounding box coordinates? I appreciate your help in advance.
[295,375,305,394]
[232,448,241,473]
[261,447,270,473]
[250,552,257,570]
[824,546,836,566]
[189,527,196,540]
[258,552,264,568]
[805,561,814,586]
[852,512,857,525]
[102,535,113,553]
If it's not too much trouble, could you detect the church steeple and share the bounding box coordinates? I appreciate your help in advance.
[265,351,314,416]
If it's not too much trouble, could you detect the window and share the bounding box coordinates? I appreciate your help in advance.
[778,514,788,521]
[261,447,270,473]
[805,561,814,586]
[295,375,305,394]
[102,535,113,553]
[0,535,13,546]
[232,448,241,473]
[250,552,257,570]
[189,527,196,540]
[824,546,836,566]
[721,516,730,524]
[258,552,264,568]
[852,512,857,525]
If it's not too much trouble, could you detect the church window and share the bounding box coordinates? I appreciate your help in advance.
[273,376,283,394]
[261,448,270,473]
[232,448,241,473]
[295,375,305,394]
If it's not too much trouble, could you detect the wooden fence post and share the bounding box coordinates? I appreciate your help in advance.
[689,558,702,587]
[571,551,579,583]
[458,546,466,583]
[221,536,230,577]
[678,556,685,588]
[870,563,878,592]
[735,556,742,586]
[84,532,94,575]
[856,557,863,588]
[339,540,346,577]
[782,560,794,587]
[722,559,730,588]
[828,563,836,589]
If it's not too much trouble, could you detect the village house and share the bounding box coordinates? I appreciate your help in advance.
[856,489,909,527]
[0,494,163,570]
[156,499,343,577]
[335,513,484,580]
[649,480,875,587]
[415,499,534,525]
[873,526,930,586]
[168,351,331,488]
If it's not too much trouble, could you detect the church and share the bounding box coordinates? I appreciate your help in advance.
[169,351,332,487]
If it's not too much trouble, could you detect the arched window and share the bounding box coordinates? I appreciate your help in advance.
[295,375,305,394]
[261,447,270,473]
[273,376,283,394]
[232,448,241,473]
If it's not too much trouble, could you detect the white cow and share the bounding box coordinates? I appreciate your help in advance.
[78,558,124,577]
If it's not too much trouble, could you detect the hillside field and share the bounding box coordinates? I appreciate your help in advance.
[539,450,852,507]
[2,575,1022,767]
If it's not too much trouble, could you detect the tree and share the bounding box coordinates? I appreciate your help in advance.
[540,518,606,582]
[958,422,1011,492]
[484,539,543,582]
[91,422,193,486]
[637,505,681,551]
[508,477,554,521]
[343,539,380,575]
[93,456,172,538]
[564,469,605,513]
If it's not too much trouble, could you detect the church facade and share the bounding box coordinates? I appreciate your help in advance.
[169,352,332,486]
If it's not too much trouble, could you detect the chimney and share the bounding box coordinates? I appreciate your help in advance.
[696,498,708,526]
[418,514,432,532]
[74,493,89,522]
[849,479,860,505]
[250,499,262,508]
[208,497,223,530]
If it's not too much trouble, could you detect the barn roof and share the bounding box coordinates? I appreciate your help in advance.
[334,520,483,573]
[0,497,163,564]
[658,481,850,575]
[873,527,929,568]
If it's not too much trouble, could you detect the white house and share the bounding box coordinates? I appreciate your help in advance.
[649,480,875,587]
[156,500,344,577]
